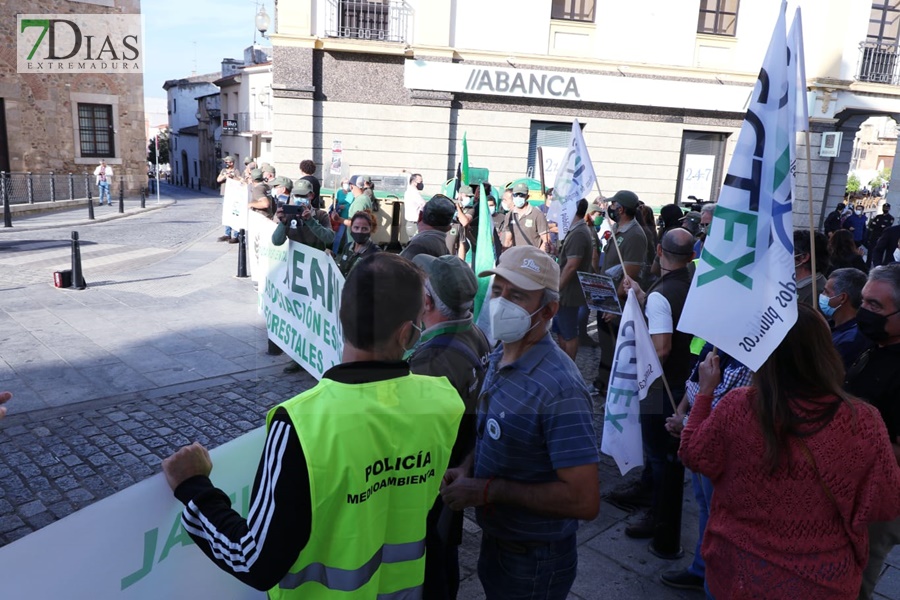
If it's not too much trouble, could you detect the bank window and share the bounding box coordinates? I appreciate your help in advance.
[527,121,577,180]
[551,0,595,22]
[698,0,739,37]
[77,103,115,158]
[675,131,728,205]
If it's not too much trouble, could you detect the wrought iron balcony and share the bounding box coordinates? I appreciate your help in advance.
[324,0,412,43]
[857,41,900,85]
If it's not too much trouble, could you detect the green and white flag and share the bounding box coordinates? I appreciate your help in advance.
[601,289,662,476]
[678,2,799,372]
[553,120,597,240]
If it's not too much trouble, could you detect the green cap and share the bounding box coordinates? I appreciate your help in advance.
[512,183,529,196]
[272,176,293,191]
[250,168,264,182]
[610,190,640,210]
[293,179,314,197]
[412,255,478,310]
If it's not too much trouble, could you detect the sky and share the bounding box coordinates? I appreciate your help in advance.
[142,0,274,115]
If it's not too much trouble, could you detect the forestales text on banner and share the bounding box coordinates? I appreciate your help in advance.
[262,242,345,379]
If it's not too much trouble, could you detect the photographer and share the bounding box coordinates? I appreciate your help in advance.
[272,179,334,252]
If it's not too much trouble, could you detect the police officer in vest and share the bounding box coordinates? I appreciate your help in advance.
[162,253,464,598]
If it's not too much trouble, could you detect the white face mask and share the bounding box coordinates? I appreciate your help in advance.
[894,248,900,263]
[489,297,544,343]
[856,209,864,215]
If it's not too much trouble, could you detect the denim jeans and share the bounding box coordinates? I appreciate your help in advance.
[478,533,577,600]
[224,226,237,239]
[688,472,714,578]
[98,181,110,204]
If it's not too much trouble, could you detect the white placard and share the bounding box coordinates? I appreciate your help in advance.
[261,242,345,379]
[221,178,249,231]
[680,154,716,204]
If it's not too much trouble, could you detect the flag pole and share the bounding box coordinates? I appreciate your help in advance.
[804,130,818,300]
[597,180,679,414]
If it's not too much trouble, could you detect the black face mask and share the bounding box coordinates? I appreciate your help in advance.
[607,205,620,223]
[416,182,424,191]
[857,307,899,342]
[350,231,370,245]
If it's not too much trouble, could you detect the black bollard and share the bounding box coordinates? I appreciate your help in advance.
[2,172,11,228]
[118,178,124,213]
[87,188,95,220]
[70,231,87,290]
[648,440,685,560]
[236,229,249,278]
[140,188,146,208]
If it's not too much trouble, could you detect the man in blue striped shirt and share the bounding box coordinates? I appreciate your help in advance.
[441,246,600,600]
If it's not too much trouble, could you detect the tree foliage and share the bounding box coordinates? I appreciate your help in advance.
[846,173,861,193]
[147,129,170,166]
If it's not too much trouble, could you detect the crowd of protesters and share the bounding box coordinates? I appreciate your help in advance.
[162,159,900,598]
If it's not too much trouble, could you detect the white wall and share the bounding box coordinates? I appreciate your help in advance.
[453,0,550,55]
[595,0,699,67]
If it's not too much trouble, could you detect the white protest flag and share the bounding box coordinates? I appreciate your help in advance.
[552,120,597,239]
[678,1,798,372]
[601,289,663,476]
[788,8,808,135]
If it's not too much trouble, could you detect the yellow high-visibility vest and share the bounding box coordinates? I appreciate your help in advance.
[266,373,463,599]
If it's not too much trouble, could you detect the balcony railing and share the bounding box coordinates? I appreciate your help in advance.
[324,0,412,44]
[857,41,900,85]
[221,112,272,135]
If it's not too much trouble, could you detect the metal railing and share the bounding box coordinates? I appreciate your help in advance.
[324,0,412,43]
[236,111,273,133]
[0,171,101,206]
[857,41,900,85]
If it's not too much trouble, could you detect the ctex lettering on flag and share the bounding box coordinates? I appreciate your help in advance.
[677,1,801,372]
[601,289,663,476]
[552,120,597,240]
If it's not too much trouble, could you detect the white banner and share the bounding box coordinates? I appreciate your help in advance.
[247,210,278,284]
[678,3,799,372]
[601,289,663,475]
[221,178,249,231]
[553,121,597,240]
[0,428,267,599]
[261,242,345,379]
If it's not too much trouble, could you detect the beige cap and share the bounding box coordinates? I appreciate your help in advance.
[479,246,559,293]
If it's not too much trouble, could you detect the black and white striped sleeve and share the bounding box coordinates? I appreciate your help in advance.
[173,409,311,591]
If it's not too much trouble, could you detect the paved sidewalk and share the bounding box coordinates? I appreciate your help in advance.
[2,194,900,598]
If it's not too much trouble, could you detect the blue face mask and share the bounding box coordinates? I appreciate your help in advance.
[818,293,841,318]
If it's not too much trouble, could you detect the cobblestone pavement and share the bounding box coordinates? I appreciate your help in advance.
[2,190,900,598]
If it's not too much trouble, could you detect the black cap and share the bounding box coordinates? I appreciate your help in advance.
[422,195,456,227]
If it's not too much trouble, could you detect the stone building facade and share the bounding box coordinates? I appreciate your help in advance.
[0,0,146,195]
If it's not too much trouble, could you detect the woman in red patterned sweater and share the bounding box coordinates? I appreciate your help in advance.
[680,303,900,599]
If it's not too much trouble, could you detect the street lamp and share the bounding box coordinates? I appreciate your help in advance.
[256,5,270,39]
